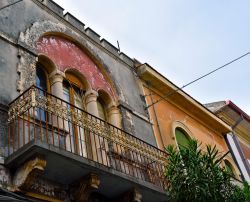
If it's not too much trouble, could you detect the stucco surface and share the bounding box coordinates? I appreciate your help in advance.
[0,0,156,145]
[144,86,228,152]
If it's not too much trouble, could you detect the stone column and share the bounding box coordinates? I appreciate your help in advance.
[49,71,64,99]
[85,90,99,116]
[85,90,99,161]
[49,71,65,148]
[107,104,121,168]
[107,105,121,128]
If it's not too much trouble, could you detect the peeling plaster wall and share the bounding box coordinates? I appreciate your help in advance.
[0,0,156,146]
[0,39,18,104]
[0,0,60,40]
[37,35,115,98]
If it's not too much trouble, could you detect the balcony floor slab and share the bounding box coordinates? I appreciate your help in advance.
[5,140,168,202]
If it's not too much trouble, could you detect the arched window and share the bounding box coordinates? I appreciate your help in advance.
[225,160,236,177]
[36,65,48,91]
[97,98,107,121]
[63,72,87,157]
[36,64,48,121]
[175,128,190,149]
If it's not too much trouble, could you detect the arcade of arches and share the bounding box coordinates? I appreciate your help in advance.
[36,35,121,129]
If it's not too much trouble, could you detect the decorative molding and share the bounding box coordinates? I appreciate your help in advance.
[18,21,66,54]
[13,156,46,190]
[17,49,37,92]
[171,120,193,140]
[72,173,100,202]
[26,177,67,200]
[8,87,167,165]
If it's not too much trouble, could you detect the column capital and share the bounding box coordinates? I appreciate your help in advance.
[49,70,65,85]
[85,89,99,116]
[85,89,98,97]
[85,89,98,104]
[72,173,100,202]
[107,104,119,115]
[107,103,121,128]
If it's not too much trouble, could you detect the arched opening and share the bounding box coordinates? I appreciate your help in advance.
[63,70,88,157]
[97,89,113,122]
[97,98,107,121]
[37,54,56,76]
[175,127,190,149]
[37,35,116,100]
[36,64,48,92]
[63,71,86,109]
[35,63,49,122]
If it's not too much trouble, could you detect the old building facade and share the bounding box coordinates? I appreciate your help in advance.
[137,64,241,180]
[0,0,245,201]
[0,0,166,201]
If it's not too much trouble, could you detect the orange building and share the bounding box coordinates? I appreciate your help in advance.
[205,100,250,183]
[137,63,241,179]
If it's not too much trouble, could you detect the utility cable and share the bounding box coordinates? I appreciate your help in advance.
[0,0,23,12]
[146,51,250,109]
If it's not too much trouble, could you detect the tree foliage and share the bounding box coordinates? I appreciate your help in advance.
[165,139,250,202]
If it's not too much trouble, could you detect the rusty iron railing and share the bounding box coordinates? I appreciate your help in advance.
[8,85,167,188]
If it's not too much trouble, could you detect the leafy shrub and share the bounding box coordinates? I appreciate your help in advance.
[165,139,250,202]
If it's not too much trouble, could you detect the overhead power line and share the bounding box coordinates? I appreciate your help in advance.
[146,51,250,109]
[0,0,23,12]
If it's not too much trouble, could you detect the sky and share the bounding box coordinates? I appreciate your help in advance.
[53,0,250,114]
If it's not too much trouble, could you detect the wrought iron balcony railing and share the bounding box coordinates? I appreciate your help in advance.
[7,85,167,188]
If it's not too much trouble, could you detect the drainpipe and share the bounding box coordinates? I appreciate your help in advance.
[148,89,165,149]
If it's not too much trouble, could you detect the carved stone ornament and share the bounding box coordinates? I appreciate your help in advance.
[116,188,142,202]
[28,176,67,200]
[17,49,37,93]
[13,156,46,191]
[72,173,100,202]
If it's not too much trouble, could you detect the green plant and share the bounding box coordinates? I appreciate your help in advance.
[165,139,250,202]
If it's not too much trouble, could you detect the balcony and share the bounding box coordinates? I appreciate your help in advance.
[6,86,168,201]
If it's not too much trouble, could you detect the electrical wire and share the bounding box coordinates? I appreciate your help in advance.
[146,51,250,109]
[0,0,23,12]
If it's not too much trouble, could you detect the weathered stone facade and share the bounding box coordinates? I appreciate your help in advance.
[0,1,241,201]
[0,0,163,201]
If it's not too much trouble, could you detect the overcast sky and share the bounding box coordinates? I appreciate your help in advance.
[53,0,250,114]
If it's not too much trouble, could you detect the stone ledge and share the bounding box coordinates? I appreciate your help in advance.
[64,12,85,33]
[119,52,134,67]
[85,27,101,43]
[101,39,119,57]
[40,0,64,17]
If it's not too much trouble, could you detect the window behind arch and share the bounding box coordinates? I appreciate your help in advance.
[63,72,87,156]
[36,64,48,92]
[97,98,107,121]
[175,128,190,148]
[36,65,48,121]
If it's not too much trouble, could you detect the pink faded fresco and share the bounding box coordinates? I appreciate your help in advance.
[36,35,115,98]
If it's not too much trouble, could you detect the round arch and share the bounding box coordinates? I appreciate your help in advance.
[37,54,57,74]
[97,89,114,107]
[18,20,120,100]
[64,68,91,92]
[171,121,193,148]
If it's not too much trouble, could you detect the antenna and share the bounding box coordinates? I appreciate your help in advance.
[117,40,120,53]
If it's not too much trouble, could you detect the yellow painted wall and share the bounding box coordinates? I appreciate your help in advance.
[144,86,228,153]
